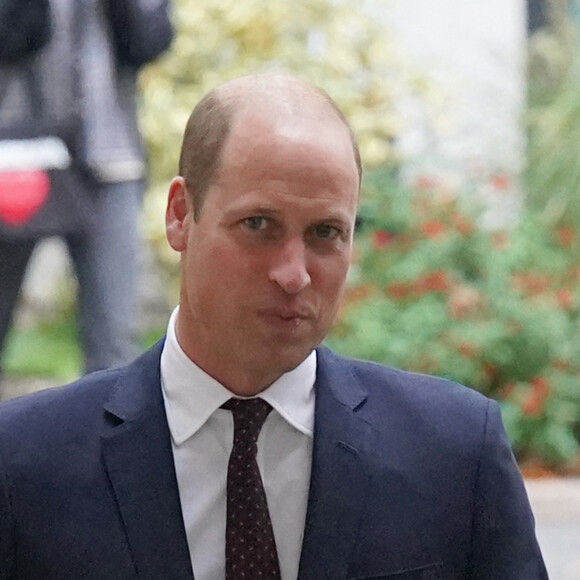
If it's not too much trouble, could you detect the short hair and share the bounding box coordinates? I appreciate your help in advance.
[178,91,234,221]
[178,74,362,221]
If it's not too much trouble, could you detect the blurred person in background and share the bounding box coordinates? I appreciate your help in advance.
[0,0,172,381]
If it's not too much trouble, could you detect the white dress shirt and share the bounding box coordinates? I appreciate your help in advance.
[160,308,316,580]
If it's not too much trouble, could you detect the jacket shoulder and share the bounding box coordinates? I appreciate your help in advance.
[317,346,494,450]
[0,339,164,443]
[321,346,490,407]
[0,367,122,437]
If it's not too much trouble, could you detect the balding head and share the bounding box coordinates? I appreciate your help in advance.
[178,73,362,220]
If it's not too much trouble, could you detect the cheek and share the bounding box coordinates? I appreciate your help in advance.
[315,257,350,303]
[202,241,266,296]
[183,239,229,295]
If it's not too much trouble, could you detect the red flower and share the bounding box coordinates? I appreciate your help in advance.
[557,226,576,247]
[522,377,551,416]
[531,376,551,397]
[343,283,373,304]
[491,174,511,191]
[372,229,396,249]
[452,214,474,235]
[458,341,478,358]
[522,394,544,416]
[415,175,438,190]
[492,231,509,249]
[499,382,516,398]
[512,273,550,295]
[555,288,574,310]
[482,362,498,381]
[386,282,413,299]
[416,271,450,293]
[420,219,446,238]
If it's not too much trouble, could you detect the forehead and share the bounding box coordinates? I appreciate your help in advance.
[219,99,359,186]
[206,109,359,228]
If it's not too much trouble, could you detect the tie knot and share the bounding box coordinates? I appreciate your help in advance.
[221,398,273,444]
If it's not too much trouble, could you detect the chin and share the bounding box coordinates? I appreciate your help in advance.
[273,343,317,373]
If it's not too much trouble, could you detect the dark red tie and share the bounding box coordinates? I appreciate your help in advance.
[221,398,281,580]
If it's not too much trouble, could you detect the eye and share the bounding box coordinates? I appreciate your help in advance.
[314,224,340,239]
[244,216,268,230]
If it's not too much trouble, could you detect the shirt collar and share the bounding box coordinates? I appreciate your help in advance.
[161,307,317,446]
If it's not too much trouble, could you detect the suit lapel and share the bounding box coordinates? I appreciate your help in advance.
[99,342,377,579]
[101,341,194,580]
[298,347,377,580]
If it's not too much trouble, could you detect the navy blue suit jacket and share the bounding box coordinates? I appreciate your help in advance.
[0,342,547,579]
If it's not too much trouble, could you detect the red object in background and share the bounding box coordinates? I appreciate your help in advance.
[372,229,396,249]
[522,377,552,417]
[555,288,574,310]
[490,174,511,191]
[451,213,475,235]
[557,226,576,247]
[419,219,446,238]
[414,174,439,190]
[385,281,413,299]
[0,170,50,225]
[415,270,450,293]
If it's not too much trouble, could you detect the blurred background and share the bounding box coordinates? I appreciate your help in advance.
[2,0,580,574]
[6,0,580,476]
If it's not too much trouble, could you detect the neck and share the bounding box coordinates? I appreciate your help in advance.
[174,319,282,396]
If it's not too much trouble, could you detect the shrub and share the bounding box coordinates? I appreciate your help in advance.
[327,167,580,470]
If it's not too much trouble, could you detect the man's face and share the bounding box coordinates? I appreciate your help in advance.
[167,105,359,394]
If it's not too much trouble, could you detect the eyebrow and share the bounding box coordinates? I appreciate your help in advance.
[240,204,279,216]
[226,198,354,224]
[241,206,352,225]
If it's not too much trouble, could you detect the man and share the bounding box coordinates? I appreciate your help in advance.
[0,73,547,579]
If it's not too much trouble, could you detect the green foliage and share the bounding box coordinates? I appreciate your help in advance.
[328,167,580,470]
[3,320,82,381]
[526,2,580,231]
[526,61,580,230]
[141,0,400,182]
[3,319,166,381]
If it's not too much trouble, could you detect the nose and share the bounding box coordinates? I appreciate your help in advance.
[269,238,312,294]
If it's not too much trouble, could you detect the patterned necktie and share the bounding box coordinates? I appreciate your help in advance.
[221,398,281,580]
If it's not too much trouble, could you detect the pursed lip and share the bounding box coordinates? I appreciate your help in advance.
[257,306,314,321]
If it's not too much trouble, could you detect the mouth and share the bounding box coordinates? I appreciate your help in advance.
[257,307,313,328]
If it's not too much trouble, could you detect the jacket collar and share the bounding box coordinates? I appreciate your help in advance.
[100,342,377,580]
[101,339,194,579]
[298,346,377,580]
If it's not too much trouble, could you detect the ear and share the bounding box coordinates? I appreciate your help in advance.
[166,176,193,252]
